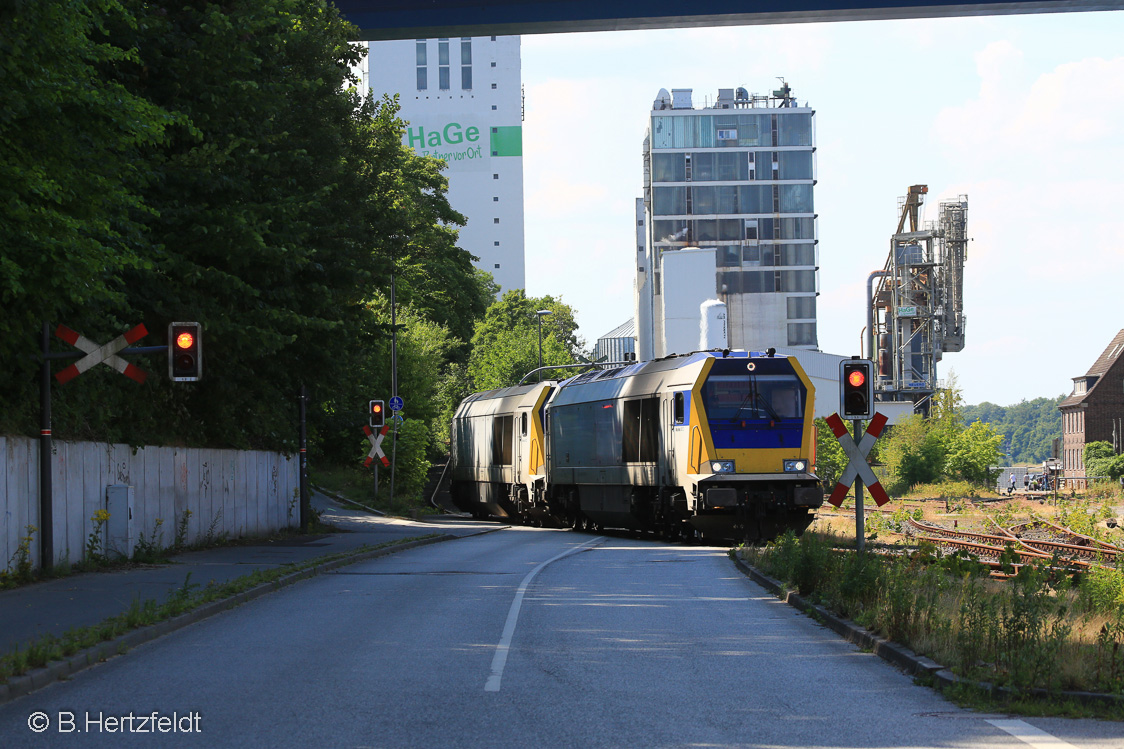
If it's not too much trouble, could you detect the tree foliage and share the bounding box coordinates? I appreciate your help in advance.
[878,380,1005,494]
[813,418,848,491]
[0,0,176,402]
[0,0,500,504]
[1084,441,1124,481]
[467,290,582,392]
[944,420,1005,485]
[960,395,1065,464]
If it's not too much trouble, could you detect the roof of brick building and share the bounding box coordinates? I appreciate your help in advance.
[1060,329,1124,410]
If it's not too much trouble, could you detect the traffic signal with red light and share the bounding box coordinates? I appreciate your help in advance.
[168,322,202,382]
[369,399,385,428]
[840,359,873,419]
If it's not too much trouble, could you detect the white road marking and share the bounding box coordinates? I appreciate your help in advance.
[484,536,605,692]
[986,719,1079,749]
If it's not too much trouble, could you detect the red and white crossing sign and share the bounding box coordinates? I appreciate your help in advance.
[825,411,890,507]
[55,324,148,384]
[363,423,391,468]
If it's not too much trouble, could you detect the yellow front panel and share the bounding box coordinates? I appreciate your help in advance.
[693,354,816,474]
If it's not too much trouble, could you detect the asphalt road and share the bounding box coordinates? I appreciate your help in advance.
[1,526,1121,747]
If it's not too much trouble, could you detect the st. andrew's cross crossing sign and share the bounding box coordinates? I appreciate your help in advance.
[363,423,391,468]
[825,411,890,507]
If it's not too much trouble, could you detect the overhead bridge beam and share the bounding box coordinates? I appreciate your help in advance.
[336,1,1124,41]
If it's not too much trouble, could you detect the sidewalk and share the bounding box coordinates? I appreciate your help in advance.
[0,490,499,656]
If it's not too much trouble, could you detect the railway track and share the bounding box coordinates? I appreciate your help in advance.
[904,518,1057,566]
[901,516,1124,570]
[1007,518,1121,556]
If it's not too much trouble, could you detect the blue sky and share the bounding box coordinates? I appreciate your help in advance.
[518,11,1124,407]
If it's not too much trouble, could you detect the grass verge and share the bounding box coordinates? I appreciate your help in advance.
[738,530,1124,718]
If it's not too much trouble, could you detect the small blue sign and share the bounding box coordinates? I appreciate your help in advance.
[389,396,404,412]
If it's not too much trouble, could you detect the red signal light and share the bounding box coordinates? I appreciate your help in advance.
[847,369,865,388]
[175,332,194,350]
[372,403,383,414]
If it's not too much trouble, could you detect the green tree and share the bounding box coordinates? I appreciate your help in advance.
[470,327,574,392]
[1084,441,1124,481]
[961,396,1064,464]
[944,420,1004,485]
[467,290,583,391]
[814,417,848,491]
[0,0,175,413]
[0,0,498,496]
[880,414,947,493]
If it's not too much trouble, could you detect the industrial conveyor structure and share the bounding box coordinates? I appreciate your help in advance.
[867,185,969,412]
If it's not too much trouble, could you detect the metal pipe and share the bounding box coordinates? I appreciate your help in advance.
[866,270,890,361]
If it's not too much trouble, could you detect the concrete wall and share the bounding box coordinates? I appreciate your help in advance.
[1,436,298,571]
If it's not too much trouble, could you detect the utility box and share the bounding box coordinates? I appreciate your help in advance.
[105,485,135,560]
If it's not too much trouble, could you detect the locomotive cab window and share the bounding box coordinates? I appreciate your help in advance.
[673,392,686,425]
[521,412,528,436]
[701,359,806,422]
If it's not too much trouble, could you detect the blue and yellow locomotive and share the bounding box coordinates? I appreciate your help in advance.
[449,349,822,542]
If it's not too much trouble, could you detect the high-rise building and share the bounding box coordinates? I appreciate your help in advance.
[635,84,818,359]
[355,37,525,292]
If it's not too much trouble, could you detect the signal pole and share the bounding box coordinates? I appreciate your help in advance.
[390,273,397,503]
[854,418,865,552]
[840,356,874,552]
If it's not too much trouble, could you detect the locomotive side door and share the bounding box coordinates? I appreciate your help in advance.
[663,392,676,486]
[514,410,528,485]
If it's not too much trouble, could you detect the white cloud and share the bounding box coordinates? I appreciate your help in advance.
[934,49,1124,157]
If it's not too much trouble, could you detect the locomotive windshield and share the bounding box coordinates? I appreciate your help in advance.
[702,373,805,421]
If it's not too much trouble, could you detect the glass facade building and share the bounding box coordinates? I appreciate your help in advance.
[637,87,818,358]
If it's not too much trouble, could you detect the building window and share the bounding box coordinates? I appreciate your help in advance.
[493,196,499,201]
[460,38,472,90]
[438,38,450,90]
[416,40,427,90]
[787,297,816,319]
[491,83,497,89]
[494,263,500,269]
[491,61,497,68]
[493,173,499,179]
[491,105,497,110]
[493,218,500,224]
[494,241,500,246]
[787,323,817,346]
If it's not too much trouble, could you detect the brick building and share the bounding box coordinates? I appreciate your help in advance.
[1059,329,1124,479]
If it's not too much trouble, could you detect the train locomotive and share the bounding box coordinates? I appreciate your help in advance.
[448,349,823,543]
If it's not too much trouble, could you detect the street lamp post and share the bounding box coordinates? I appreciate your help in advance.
[536,309,553,382]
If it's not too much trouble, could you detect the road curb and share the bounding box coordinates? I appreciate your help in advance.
[730,554,1124,708]
[0,531,484,706]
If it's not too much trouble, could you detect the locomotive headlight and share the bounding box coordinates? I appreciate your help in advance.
[784,459,808,473]
[710,460,735,474]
